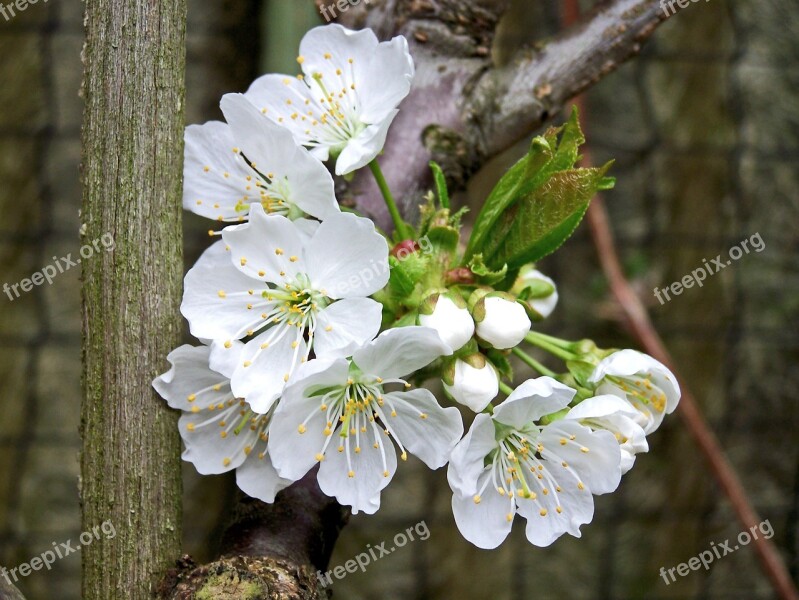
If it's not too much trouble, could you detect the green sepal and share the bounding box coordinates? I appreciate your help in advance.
[486,349,513,380]
[468,254,508,286]
[429,161,450,209]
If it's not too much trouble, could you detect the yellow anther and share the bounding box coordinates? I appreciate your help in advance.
[473,495,481,504]
[400,451,408,461]
[298,424,306,434]
[186,423,195,432]
[223,458,231,467]
[243,361,252,368]
[580,447,589,453]
[289,256,298,262]
[283,373,290,382]
[218,290,227,298]
[316,453,325,462]
[187,393,196,402]
[539,509,548,517]
[348,470,355,478]
[383,470,390,478]
[191,406,199,413]
[577,482,585,490]
[220,431,228,439]
[559,438,567,445]
[275,248,284,255]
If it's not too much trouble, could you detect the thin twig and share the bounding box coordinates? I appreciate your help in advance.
[562,3,799,597]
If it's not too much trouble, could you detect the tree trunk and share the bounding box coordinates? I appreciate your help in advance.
[80,0,187,598]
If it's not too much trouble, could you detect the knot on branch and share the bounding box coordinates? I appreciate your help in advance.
[161,555,328,600]
[422,124,479,189]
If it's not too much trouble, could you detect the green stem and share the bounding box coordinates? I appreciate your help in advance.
[511,347,556,377]
[526,330,575,350]
[498,381,514,396]
[525,332,577,361]
[368,159,412,239]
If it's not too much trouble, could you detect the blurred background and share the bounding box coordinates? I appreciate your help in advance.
[0,0,797,598]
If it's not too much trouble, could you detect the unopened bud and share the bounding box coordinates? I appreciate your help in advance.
[443,354,498,412]
[472,293,531,349]
[517,268,558,320]
[419,292,474,352]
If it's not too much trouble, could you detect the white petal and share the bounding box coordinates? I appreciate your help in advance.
[153,345,227,411]
[229,329,306,413]
[222,204,306,282]
[313,298,382,358]
[565,394,640,421]
[352,326,450,379]
[180,241,266,341]
[235,441,293,503]
[381,389,463,469]
[354,36,414,124]
[243,73,317,147]
[305,212,389,298]
[539,420,621,495]
[178,404,257,475]
[334,110,398,175]
[493,377,576,429]
[317,425,397,515]
[183,121,255,222]
[268,358,350,481]
[515,460,594,547]
[208,340,245,380]
[299,24,379,86]
[447,414,497,497]
[220,94,339,220]
[451,469,513,549]
[589,349,680,414]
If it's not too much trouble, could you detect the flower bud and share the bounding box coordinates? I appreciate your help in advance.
[516,268,558,320]
[418,292,474,352]
[443,354,498,412]
[472,293,531,349]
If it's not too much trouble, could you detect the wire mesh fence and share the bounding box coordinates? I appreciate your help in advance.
[0,0,796,598]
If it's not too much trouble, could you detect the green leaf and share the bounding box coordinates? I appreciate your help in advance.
[482,164,611,269]
[429,161,450,209]
[465,107,614,269]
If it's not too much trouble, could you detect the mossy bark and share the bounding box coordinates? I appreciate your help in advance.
[80,0,187,598]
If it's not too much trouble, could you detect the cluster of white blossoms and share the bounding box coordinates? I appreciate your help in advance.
[154,23,681,549]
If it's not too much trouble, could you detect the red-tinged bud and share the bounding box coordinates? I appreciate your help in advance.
[391,239,420,260]
[445,267,475,285]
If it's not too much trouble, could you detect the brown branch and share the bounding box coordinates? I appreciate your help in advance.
[337,0,677,231]
[159,472,348,599]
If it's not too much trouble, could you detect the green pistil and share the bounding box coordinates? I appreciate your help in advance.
[234,409,254,436]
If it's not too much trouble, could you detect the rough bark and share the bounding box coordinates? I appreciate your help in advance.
[159,471,347,600]
[80,0,187,598]
[0,574,27,600]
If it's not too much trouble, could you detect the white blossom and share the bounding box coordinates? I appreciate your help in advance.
[588,350,681,434]
[268,327,462,514]
[152,343,291,502]
[448,377,621,549]
[244,24,414,175]
[180,204,389,412]
[183,93,338,223]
